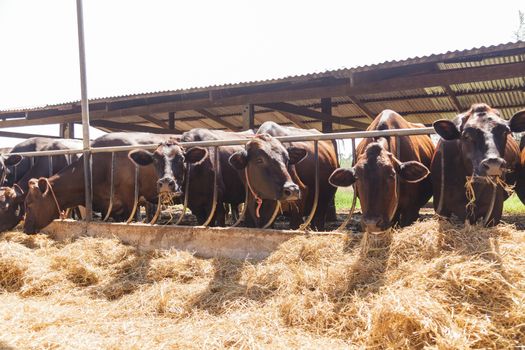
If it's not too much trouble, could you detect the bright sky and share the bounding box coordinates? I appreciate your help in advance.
[0,0,523,147]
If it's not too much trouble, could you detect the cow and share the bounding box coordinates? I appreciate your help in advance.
[328,110,434,232]
[0,139,82,232]
[128,129,253,226]
[23,132,176,234]
[431,104,525,226]
[228,122,338,230]
[0,138,56,186]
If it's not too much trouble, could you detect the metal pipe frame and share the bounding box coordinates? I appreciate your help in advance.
[103,152,116,222]
[299,140,319,230]
[126,164,140,223]
[4,127,439,231]
[201,146,219,227]
[337,138,358,231]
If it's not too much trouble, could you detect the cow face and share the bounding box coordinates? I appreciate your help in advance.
[0,154,22,185]
[329,141,429,232]
[23,178,59,234]
[433,104,525,177]
[0,185,24,232]
[228,134,306,201]
[128,141,208,196]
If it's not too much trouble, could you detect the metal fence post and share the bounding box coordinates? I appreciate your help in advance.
[76,0,93,221]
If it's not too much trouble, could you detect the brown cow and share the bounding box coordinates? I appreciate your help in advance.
[329,110,434,232]
[228,122,338,230]
[23,132,176,233]
[129,128,253,226]
[431,104,525,226]
[516,119,525,205]
[0,138,82,232]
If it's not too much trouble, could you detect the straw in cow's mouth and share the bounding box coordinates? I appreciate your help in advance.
[464,175,514,217]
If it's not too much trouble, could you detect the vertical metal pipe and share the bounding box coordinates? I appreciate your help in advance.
[75,0,93,221]
[337,137,358,231]
[103,152,116,221]
[202,146,219,227]
[48,156,53,177]
[126,164,140,223]
[299,140,319,230]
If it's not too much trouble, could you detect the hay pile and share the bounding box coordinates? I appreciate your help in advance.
[0,219,524,349]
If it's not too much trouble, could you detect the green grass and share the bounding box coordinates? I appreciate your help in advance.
[334,189,525,214]
[503,194,525,214]
[334,187,360,210]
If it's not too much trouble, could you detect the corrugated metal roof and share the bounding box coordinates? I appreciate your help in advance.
[2,41,524,113]
[1,41,524,133]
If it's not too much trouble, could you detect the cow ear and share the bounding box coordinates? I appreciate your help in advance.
[229,150,248,170]
[397,161,430,183]
[509,109,525,133]
[5,154,22,167]
[37,178,50,195]
[433,119,460,140]
[329,168,356,187]
[128,150,154,166]
[185,147,208,164]
[13,184,24,198]
[288,147,308,165]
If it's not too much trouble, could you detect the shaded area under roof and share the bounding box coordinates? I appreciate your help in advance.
[1,41,524,135]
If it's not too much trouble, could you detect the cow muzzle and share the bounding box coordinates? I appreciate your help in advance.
[362,217,389,232]
[157,177,181,196]
[280,182,301,201]
[479,157,506,176]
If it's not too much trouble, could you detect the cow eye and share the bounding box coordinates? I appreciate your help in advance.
[255,158,264,165]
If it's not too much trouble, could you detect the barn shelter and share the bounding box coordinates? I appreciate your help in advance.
[1,41,525,139]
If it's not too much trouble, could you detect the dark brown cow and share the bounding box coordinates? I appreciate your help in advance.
[129,128,253,226]
[228,122,338,230]
[0,139,82,232]
[329,110,434,232]
[23,133,176,233]
[0,138,56,186]
[431,104,525,226]
[516,118,525,205]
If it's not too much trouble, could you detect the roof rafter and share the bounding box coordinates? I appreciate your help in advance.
[347,95,376,120]
[195,109,240,131]
[139,114,170,129]
[259,102,370,129]
[273,111,310,129]
[90,120,178,134]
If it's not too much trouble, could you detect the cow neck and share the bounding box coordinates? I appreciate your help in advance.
[244,167,263,218]
[47,163,85,210]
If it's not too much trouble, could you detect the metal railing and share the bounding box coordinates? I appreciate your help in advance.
[2,127,436,230]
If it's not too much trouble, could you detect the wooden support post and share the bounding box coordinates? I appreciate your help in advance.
[242,104,254,130]
[168,112,175,130]
[321,98,332,133]
[60,122,75,138]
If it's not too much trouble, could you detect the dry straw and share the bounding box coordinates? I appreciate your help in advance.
[0,217,524,349]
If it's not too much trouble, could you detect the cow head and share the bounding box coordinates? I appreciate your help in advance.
[329,139,429,232]
[128,140,208,196]
[0,185,24,232]
[228,133,306,201]
[433,104,525,177]
[23,178,60,234]
[0,154,22,186]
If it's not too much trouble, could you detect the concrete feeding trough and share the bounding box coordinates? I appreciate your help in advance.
[42,219,343,259]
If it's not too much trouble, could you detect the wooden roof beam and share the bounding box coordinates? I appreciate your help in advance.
[273,111,310,129]
[442,85,462,112]
[139,114,170,129]
[90,120,177,134]
[195,109,241,131]
[259,102,369,129]
[347,95,376,120]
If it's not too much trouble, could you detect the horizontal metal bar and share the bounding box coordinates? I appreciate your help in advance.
[6,128,436,157]
[7,149,84,157]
